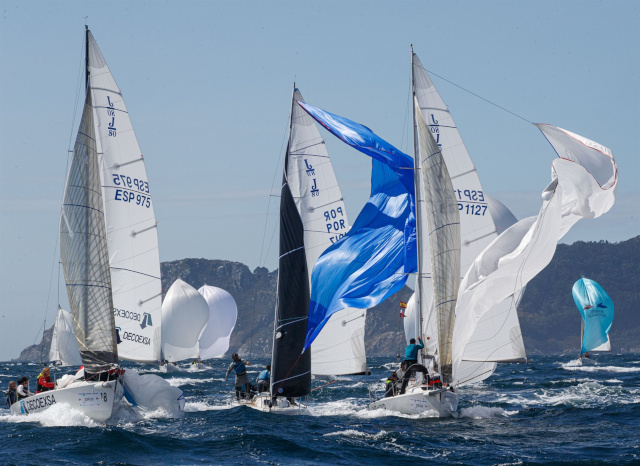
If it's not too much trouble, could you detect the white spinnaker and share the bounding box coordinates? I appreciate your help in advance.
[197,286,238,359]
[289,88,367,375]
[404,194,519,363]
[452,125,618,385]
[415,100,460,378]
[60,91,118,373]
[87,32,162,363]
[49,308,82,366]
[161,280,210,363]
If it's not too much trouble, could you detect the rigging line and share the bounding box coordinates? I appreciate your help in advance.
[310,379,338,392]
[418,64,534,125]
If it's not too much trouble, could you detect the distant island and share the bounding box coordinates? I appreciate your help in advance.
[15,236,639,362]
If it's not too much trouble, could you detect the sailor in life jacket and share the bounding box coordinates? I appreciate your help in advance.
[225,353,251,400]
[36,367,55,393]
[257,364,271,393]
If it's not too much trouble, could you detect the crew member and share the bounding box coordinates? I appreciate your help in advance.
[36,367,55,393]
[225,353,251,400]
[385,372,399,397]
[404,336,424,369]
[5,381,17,406]
[16,377,32,399]
[257,364,271,393]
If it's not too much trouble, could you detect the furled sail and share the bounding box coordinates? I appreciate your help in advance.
[572,278,613,354]
[197,285,238,359]
[289,89,367,376]
[60,91,118,373]
[452,124,618,386]
[414,99,460,381]
[297,101,416,352]
[49,308,82,366]
[271,147,312,398]
[161,279,209,363]
[87,31,163,363]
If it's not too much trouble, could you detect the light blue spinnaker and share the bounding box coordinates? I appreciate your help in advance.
[572,278,614,354]
[296,101,417,352]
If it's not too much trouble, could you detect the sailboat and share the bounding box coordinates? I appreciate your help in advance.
[247,86,328,413]
[160,279,209,372]
[48,307,82,367]
[572,278,614,365]
[12,27,184,420]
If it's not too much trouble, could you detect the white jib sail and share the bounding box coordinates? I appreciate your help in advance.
[452,124,618,385]
[161,279,209,363]
[49,308,82,366]
[415,99,460,379]
[197,286,238,359]
[87,32,163,363]
[289,88,367,376]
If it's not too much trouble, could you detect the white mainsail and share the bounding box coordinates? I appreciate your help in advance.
[59,91,118,373]
[161,279,209,363]
[49,308,82,366]
[452,124,618,385]
[197,285,238,359]
[87,32,163,363]
[288,88,368,376]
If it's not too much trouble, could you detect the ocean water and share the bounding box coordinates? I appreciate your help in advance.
[1,354,639,464]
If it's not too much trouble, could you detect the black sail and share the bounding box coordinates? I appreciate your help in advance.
[270,147,312,398]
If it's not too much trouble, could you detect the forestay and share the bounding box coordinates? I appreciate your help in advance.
[197,285,238,359]
[49,308,82,366]
[452,124,618,386]
[572,278,614,354]
[161,279,209,363]
[59,91,118,374]
[87,32,163,363]
[288,89,367,376]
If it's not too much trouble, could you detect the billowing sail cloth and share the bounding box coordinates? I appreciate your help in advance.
[197,286,238,359]
[60,92,118,373]
[572,278,613,354]
[271,147,311,398]
[49,308,82,366]
[289,89,367,376]
[411,53,513,385]
[296,101,416,351]
[161,279,209,362]
[414,100,461,380]
[87,31,163,363]
[452,124,618,386]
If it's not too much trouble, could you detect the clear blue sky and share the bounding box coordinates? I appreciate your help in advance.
[1,0,638,360]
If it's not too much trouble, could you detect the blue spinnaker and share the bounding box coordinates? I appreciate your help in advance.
[572,278,614,354]
[297,101,416,351]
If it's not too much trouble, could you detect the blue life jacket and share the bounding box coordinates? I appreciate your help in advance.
[404,340,424,360]
[233,360,247,375]
[258,370,270,382]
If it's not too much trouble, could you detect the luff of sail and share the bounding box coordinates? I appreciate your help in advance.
[60,90,118,374]
[87,31,163,363]
[288,88,367,376]
[271,146,312,398]
[414,98,460,382]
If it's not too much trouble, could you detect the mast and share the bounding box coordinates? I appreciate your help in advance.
[85,26,90,90]
[410,45,425,366]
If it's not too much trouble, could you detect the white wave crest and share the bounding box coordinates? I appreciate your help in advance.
[166,377,214,387]
[458,405,518,419]
[324,429,390,440]
[183,400,234,412]
[0,402,99,428]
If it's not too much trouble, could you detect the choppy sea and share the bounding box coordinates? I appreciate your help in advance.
[1,354,639,464]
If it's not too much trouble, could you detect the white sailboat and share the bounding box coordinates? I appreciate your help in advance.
[12,27,184,420]
[159,279,209,372]
[48,308,82,367]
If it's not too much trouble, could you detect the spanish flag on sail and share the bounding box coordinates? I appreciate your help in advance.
[400,301,407,318]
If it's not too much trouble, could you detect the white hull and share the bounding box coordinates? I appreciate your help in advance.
[580,356,598,366]
[369,386,458,417]
[160,363,180,373]
[10,379,123,422]
[241,393,308,415]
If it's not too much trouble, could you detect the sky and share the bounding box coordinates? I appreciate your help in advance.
[0,0,638,361]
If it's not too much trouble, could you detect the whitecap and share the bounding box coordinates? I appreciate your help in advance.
[0,402,100,428]
[323,429,390,440]
[458,405,518,419]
